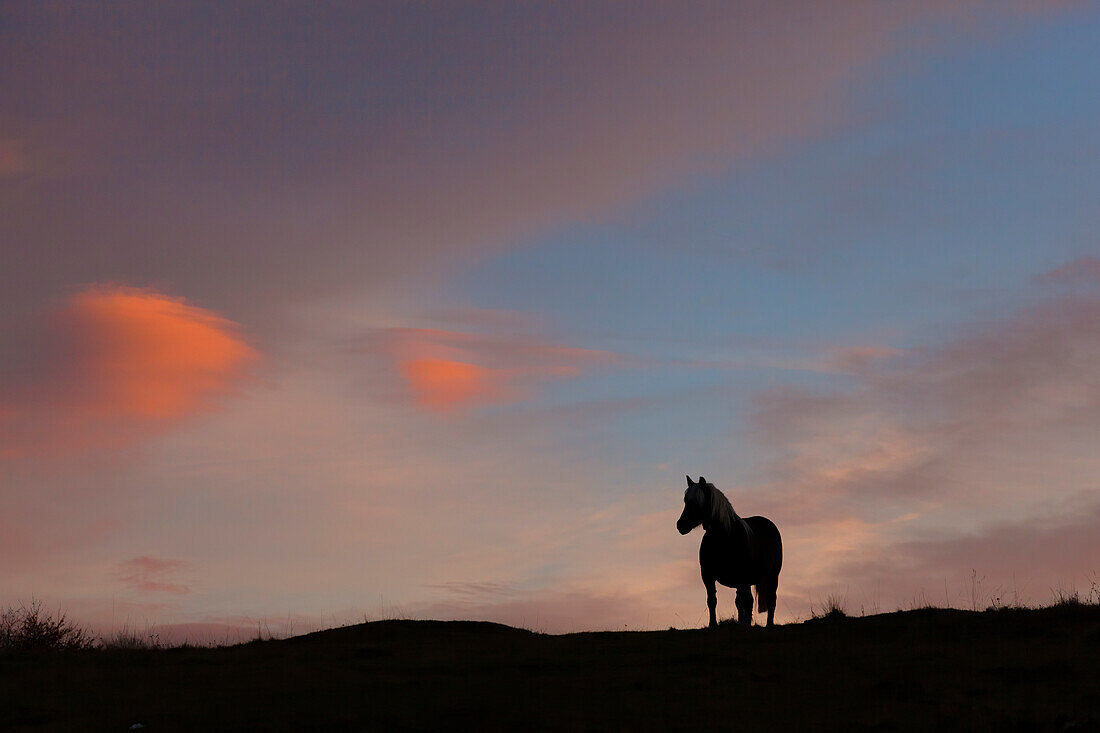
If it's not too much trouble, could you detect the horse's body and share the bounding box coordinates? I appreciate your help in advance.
[677,476,782,628]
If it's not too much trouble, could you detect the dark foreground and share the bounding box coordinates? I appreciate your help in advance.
[2,605,1098,731]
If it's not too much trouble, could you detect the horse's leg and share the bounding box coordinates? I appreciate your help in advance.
[761,578,778,628]
[705,578,718,629]
[735,586,753,628]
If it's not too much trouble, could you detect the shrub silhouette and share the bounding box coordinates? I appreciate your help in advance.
[0,600,93,652]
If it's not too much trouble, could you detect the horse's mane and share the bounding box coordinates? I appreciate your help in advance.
[704,482,738,532]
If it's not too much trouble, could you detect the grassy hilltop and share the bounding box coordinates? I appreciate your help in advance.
[2,604,1098,731]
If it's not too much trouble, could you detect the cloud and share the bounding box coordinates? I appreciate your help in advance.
[425,581,520,600]
[116,556,190,595]
[0,285,259,457]
[414,567,699,633]
[753,287,1100,509]
[397,359,507,411]
[1035,255,1100,288]
[742,283,1100,612]
[358,327,621,411]
[2,2,1082,322]
[0,138,27,177]
[826,345,906,375]
[0,512,119,569]
[795,501,1100,612]
[900,503,1100,588]
[413,588,657,633]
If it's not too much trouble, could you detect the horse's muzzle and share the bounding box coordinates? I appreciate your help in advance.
[676,518,692,535]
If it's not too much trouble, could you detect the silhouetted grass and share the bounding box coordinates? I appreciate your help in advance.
[99,627,162,651]
[1051,576,1100,609]
[811,591,848,619]
[0,601,165,654]
[2,602,1098,731]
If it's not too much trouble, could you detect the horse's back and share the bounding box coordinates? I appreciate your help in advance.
[702,516,782,587]
[745,515,783,577]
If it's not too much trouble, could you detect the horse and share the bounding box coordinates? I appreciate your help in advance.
[677,475,783,628]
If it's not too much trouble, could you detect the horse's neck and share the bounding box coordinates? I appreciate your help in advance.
[706,489,739,534]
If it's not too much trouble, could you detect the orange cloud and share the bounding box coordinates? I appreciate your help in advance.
[363,326,619,412]
[55,286,258,419]
[0,285,259,457]
[399,359,507,411]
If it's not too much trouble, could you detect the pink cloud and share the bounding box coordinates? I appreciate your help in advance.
[739,286,1100,614]
[802,502,1100,613]
[413,582,696,634]
[149,611,352,646]
[0,285,259,458]
[1035,256,1100,288]
[116,556,190,595]
[0,138,27,177]
[899,503,1100,587]
[752,289,1100,509]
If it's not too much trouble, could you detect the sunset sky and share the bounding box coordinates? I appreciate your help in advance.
[3,1,1100,640]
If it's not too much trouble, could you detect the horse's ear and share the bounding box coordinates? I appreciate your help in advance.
[686,475,694,486]
[698,476,707,486]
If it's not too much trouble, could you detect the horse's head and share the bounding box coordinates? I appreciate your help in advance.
[677,475,710,534]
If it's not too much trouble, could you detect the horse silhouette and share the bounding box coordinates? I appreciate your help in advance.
[677,475,783,628]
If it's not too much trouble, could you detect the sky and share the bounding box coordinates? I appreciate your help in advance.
[2,1,1099,641]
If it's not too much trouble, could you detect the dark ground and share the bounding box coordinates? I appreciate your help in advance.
[2,605,1098,731]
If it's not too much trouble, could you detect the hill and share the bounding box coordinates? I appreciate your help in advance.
[2,605,1098,731]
